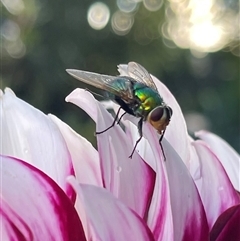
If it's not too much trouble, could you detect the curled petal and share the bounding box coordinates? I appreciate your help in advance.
[192,140,240,229]
[0,155,86,241]
[65,88,97,121]
[0,88,73,197]
[210,204,240,241]
[66,88,156,220]
[49,114,103,187]
[195,130,240,191]
[132,122,173,241]
[164,140,209,241]
[68,177,155,241]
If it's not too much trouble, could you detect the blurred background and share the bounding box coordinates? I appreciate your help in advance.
[1,0,239,152]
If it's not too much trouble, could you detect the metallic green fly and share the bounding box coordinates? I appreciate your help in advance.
[66,62,172,160]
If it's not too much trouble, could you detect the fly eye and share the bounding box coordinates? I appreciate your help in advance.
[167,106,173,118]
[150,107,164,122]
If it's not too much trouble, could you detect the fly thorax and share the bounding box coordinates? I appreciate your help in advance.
[133,96,153,118]
[135,91,156,112]
[147,106,173,133]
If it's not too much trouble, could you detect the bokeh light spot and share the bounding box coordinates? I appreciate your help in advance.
[4,39,26,58]
[164,0,240,54]
[190,22,222,51]
[1,20,20,41]
[1,0,25,15]
[117,0,138,13]
[111,11,134,36]
[87,2,110,30]
[143,0,163,12]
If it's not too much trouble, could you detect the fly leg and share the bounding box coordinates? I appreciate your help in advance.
[129,118,143,159]
[96,107,125,134]
[117,112,127,124]
[159,130,166,161]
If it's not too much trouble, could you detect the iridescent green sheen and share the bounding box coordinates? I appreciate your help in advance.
[133,83,163,117]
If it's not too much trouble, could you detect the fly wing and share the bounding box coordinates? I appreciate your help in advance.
[127,62,158,91]
[66,69,134,100]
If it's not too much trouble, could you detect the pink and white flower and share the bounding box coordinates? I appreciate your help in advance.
[1,63,239,241]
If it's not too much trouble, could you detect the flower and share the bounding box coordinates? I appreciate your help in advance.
[1,63,239,240]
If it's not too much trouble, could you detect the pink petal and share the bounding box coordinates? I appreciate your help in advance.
[124,115,209,240]
[68,177,155,241]
[135,121,209,241]
[210,204,240,241]
[0,88,73,197]
[130,122,173,241]
[192,140,240,229]
[195,130,240,191]
[164,140,209,241]
[0,155,86,241]
[49,114,103,187]
[66,88,156,220]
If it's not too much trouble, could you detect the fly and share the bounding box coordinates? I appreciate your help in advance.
[66,62,172,160]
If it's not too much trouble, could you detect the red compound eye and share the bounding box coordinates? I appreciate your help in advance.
[150,107,164,122]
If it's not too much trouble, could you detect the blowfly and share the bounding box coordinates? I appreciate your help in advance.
[66,62,172,160]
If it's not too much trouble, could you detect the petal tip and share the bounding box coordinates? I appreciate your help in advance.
[4,87,16,96]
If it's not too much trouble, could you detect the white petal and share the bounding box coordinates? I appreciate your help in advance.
[196,130,240,191]
[49,114,103,187]
[0,88,73,195]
